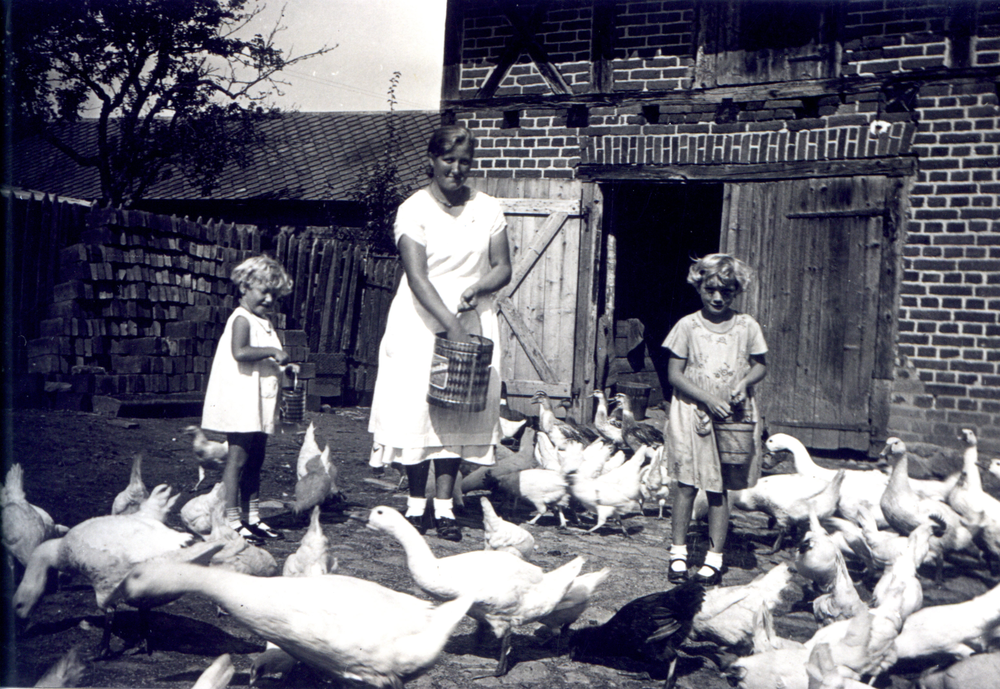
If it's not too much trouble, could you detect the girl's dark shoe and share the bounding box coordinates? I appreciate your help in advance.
[243,521,284,540]
[406,513,428,535]
[668,558,689,583]
[691,563,724,586]
[435,517,462,542]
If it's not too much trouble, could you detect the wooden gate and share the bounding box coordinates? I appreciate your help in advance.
[472,178,596,419]
[720,176,900,452]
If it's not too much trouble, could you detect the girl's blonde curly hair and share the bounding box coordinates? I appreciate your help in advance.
[231,255,293,296]
[686,253,753,293]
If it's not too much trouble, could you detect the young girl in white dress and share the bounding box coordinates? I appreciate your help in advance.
[663,254,767,585]
[368,125,512,542]
[202,256,294,541]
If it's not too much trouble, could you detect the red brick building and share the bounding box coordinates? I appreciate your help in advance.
[441,0,1000,455]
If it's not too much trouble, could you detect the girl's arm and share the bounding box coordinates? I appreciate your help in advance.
[398,234,469,342]
[231,316,289,365]
[667,355,732,419]
[731,354,767,405]
[458,229,512,311]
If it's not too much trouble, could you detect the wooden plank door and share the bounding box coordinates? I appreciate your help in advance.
[720,176,895,452]
[471,178,590,418]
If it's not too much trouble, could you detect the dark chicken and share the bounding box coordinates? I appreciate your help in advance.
[569,579,705,689]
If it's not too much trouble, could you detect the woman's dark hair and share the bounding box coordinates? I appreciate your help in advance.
[427,125,476,158]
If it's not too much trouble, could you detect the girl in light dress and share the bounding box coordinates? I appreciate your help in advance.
[202,256,294,541]
[663,254,767,585]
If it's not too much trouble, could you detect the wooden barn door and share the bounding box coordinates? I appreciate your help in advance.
[471,178,596,420]
[720,176,898,452]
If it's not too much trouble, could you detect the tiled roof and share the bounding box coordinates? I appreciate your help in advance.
[10,111,440,202]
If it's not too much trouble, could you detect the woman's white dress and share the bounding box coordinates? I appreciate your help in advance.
[368,187,506,467]
[202,306,284,435]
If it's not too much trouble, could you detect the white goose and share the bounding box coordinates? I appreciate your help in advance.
[366,505,585,676]
[112,561,474,688]
[14,484,222,655]
[111,453,149,515]
[765,433,889,528]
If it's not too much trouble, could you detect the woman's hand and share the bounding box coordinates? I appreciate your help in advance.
[705,394,733,420]
[458,287,479,311]
[271,349,291,366]
[730,381,749,406]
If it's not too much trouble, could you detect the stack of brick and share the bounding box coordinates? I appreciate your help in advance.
[25,206,292,401]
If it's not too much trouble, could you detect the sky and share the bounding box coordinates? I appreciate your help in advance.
[242,0,449,112]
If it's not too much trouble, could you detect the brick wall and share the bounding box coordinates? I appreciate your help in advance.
[891,78,1000,449]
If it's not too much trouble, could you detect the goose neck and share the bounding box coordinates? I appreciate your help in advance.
[962,446,983,493]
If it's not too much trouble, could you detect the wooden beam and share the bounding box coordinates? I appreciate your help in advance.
[500,198,579,215]
[571,182,603,423]
[500,211,568,300]
[503,3,573,96]
[497,296,559,383]
[578,158,917,182]
[591,0,616,94]
[440,0,464,101]
[505,380,571,398]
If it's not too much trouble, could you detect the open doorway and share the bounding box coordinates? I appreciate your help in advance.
[601,182,724,405]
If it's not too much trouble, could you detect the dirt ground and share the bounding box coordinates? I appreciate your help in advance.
[3,406,996,689]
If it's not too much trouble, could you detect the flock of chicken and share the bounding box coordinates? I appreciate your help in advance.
[4,391,1000,689]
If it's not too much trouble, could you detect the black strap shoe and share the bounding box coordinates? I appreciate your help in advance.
[435,517,462,542]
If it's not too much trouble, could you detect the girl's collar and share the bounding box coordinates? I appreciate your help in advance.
[696,309,738,333]
[427,184,472,208]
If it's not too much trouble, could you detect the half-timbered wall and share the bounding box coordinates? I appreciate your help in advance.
[447,0,1000,452]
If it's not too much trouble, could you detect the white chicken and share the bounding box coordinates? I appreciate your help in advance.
[294,445,341,514]
[111,453,149,515]
[14,484,223,656]
[893,580,1000,661]
[366,505,585,676]
[2,464,68,573]
[871,516,938,622]
[797,504,867,626]
[32,644,86,688]
[191,653,235,689]
[296,421,323,479]
[485,468,570,527]
[692,561,795,651]
[566,458,644,536]
[282,505,337,578]
[916,652,1000,689]
[639,444,672,518]
[205,501,279,577]
[180,481,226,536]
[182,425,228,491]
[535,566,611,640]
[480,496,536,559]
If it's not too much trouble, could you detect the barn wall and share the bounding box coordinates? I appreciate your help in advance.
[448,0,1000,451]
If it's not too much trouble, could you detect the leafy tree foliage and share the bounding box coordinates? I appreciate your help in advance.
[350,72,412,254]
[8,0,334,206]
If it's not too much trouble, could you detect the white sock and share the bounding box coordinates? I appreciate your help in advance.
[699,550,723,576]
[226,507,242,529]
[433,497,455,520]
[669,544,688,572]
[248,498,261,525]
[405,497,426,518]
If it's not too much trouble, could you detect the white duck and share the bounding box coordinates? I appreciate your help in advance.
[112,561,474,688]
[111,453,149,515]
[2,463,67,572]
[180,481,226,536]
[765,433,889,528]
[366,505,585,676]
[879,438,975,579]
[182,425,228,491]
[14,484,222,656]
[480,496,535,559]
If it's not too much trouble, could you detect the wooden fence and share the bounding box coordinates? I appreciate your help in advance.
[5,188,399,407]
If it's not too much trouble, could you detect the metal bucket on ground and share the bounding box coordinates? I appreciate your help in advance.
[615,382,652,420]
[715,420,755,465]
[427,334,493,412]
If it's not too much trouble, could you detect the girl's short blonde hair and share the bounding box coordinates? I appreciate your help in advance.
[231,255,293,296]
[687,253,753,293]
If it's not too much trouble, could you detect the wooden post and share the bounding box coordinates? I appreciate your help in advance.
[571,181,603,424]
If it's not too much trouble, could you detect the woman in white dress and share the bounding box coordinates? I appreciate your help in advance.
[368,125,512,541]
